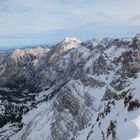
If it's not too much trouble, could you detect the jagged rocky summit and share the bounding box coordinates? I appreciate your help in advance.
[0,34,140,140]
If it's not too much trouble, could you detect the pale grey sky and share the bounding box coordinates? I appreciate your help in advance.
[0,0,140,48]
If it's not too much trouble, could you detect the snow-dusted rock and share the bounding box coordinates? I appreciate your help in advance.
[0,34,140,140]
[10,46,50,60]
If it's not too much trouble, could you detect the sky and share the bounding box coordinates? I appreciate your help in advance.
[0,0,140,49]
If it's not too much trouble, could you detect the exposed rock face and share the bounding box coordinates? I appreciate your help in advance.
[0,35,140,140]
[0,46,49,90]
[48,37,82,63]
[10,46,49,60]
[51,80,95,140]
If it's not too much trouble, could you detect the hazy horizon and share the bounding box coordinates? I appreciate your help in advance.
[0,0,140,48]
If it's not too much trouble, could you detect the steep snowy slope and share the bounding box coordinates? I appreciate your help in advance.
[0,34,140,140]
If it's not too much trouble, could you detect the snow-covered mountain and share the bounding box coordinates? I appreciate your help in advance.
[10,46,49,60]
[0,34,140,140]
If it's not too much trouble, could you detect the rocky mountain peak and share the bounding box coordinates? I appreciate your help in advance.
[136,33,140,40]
[47,37,82,63]
[58,37,82,51]
[63,37,82,43]
[10,46,50,60]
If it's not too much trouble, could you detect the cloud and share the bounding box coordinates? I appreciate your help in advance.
[0,0,140,48]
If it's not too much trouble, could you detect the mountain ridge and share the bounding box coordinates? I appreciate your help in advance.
[0,34,140,140]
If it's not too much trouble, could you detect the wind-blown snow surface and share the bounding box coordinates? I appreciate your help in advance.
[1,35,140,140]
